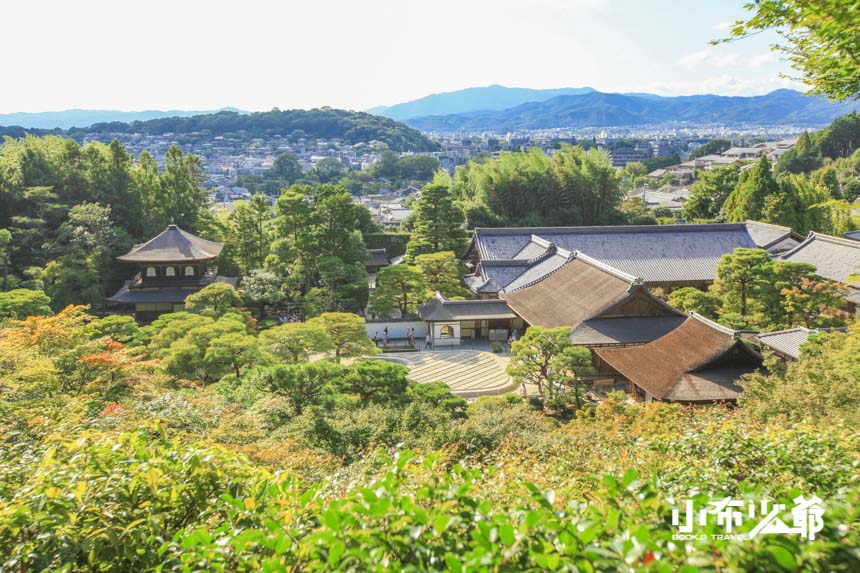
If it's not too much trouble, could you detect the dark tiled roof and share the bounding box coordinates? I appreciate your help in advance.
[107,282,198,304]
[570,315,687,346]
[418,294,517,321]
[367,249,391,268]
[471,221,796,287]
[594,314,764,402]
[754,327,845,360]
[779,232,860,284]
[117,225,224,263]
[107,275,238,304]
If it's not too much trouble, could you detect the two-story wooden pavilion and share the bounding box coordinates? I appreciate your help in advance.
[106,224,238,323]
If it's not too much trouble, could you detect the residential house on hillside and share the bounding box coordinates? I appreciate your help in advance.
[463,221,801,297]
[594,313,765,404]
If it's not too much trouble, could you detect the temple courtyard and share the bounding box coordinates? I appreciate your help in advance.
[373,350,516,399]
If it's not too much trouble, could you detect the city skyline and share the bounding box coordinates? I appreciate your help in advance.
[4,0,805,114]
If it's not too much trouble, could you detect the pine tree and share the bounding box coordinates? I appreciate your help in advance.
[406,181,465,259]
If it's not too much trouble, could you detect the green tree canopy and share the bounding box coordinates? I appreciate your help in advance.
[507,326,594,406]
[682,166,738,221]
[257,321,333,364]
[370,265,429,317]
[184,283,246,319]
[405,179,466,259]
[718,0,860,101]
[723,156,779,222]
[413,251,468,298]
[0,289,53,320]
[309,312,377,363]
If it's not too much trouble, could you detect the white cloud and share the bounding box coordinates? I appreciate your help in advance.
[677,50,741,69]
[713,53,741,68]
[749,52,778,67]
[643,75,804,97]
[712,20,733,31]
[677,49,712,68]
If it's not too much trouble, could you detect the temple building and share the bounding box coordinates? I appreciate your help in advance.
[106,224,238,323]
[417,252,686,347]
[463,221,801,297]
[593,313,765,404]
[778,231,860,312]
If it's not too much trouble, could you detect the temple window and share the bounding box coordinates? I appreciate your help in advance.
[440,325,455,338]
[145,267,157,277]
[165,266,176,277]
[184,266,195,277]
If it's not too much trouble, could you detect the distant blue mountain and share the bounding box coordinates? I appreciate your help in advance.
[368,85,596,121]
[0,108,245,130]
[404,89,860,131]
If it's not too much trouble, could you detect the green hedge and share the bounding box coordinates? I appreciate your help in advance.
[364,232,411,257]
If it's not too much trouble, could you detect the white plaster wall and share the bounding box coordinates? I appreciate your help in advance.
[365,320,426,340]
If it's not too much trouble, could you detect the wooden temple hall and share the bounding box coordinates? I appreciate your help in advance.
[106,225,237,323]
[419,247,767,404]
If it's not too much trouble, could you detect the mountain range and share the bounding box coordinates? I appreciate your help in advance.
[0,108,244,130]
[371,86,860,131]
[368,85,595,121]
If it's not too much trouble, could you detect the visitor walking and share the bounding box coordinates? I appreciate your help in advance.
[425,332,432,350]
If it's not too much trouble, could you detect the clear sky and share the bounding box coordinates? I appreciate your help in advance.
[2,0,804,113]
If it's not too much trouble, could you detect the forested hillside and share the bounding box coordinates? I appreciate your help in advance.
[0,108,439,152]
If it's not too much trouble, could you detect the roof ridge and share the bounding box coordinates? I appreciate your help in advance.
[473,222,749,236]
[779,230,860,260]
[441,298,511,305]
[756,327,815,337]
[688,312,744,337]
[743,219,792,232]
[573,251,641,284]
[502,256,576,293]
[481,259,533,267]
[807,231,860,248]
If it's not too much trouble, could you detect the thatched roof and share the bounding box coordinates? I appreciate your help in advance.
[501,255,635,328]
[594,314,763,402]
[501,253,682,333]
[117,225,224,263]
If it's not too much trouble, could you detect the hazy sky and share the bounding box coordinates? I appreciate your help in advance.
[3,0,803,113]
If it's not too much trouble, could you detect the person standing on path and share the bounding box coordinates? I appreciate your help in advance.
[425,332,432,350]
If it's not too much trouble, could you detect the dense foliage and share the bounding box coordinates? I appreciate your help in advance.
[681,113,860,234]
[64,108,439,152]
[0,294,859,571]
[719,0,860,101]
[451,145,624,227]
[0,135,214,308]
[668,247,848,331]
